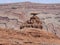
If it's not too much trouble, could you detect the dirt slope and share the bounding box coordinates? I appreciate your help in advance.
[0,28,60,45]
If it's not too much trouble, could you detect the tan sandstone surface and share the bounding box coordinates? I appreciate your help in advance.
[0,28,60,45]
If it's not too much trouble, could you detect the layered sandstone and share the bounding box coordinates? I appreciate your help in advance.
[20,13,43,29]
[0,28,60,45]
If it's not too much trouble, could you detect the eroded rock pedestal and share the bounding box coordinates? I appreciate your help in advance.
[20,13,43,29]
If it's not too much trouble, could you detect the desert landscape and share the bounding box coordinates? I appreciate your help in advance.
[0,2,60,45]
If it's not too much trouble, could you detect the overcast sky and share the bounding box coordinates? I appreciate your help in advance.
[0,0,60,4]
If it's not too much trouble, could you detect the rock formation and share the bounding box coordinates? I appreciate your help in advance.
[0,28,60,45]
[0,2,60,37]
[0,2,60,45]
[20,13,43,29]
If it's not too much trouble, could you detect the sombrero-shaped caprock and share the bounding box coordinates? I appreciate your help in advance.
[30,12,39,16]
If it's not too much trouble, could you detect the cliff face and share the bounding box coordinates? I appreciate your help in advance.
[0,2,60,37]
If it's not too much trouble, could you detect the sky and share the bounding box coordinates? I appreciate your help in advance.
[0,0,60,4]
